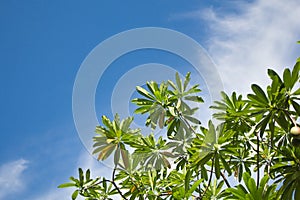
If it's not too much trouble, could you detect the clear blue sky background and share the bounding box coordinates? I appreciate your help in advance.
[1,0,300,199]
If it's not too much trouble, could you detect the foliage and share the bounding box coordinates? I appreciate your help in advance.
[59,57,300,199]
[222,172,277,200]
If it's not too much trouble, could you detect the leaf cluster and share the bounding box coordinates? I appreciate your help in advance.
[60,58,300,199]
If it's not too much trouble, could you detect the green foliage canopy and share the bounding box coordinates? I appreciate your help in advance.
[59,57,300,200]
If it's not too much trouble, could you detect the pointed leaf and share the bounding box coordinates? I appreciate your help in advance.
[185,169,192,192]
[175,72,183,93]
[136,86,155,100]
[85,169,90,181]
[187,179,203,197]
[215,154,221,179]
[97,143,116,161]
[121,149,130,169]
[220,154,232,175]
[58,182,76,188]
[283,68,292,89]
[292,61,300,87]
[114,146,120,166]
[158,110,165,129]
[226,188,246,199]
[184,95,204,103]
[71,190,79,200]
[251,84,269,105]
[183,72,191,91]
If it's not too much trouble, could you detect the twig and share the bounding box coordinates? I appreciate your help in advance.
[256,131,260,189]
[202,156,215,199]
[112,164,128,200]
[221,171,231,188]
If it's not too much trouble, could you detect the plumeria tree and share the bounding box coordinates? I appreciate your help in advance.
[59,54,300,199]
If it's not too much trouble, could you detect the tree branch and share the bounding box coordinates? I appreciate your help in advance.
[221,171,231,188]
[202,156,215,199]
[112,165,128,200]
[256,131,260,189]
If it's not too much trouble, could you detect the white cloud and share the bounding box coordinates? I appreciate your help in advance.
[0,159,28,199]
[30,150,113,200]
[31,187,77,200]
[201,0,300,95]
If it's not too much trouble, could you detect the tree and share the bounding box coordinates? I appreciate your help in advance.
[59,55,300,199]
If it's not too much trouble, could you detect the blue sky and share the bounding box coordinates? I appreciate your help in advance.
[1,0,300,199]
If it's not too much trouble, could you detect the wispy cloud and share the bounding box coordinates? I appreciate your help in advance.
[30,150,112,200]
[0,159,28,199]
[31,187,78,200]
[200,0,300,94]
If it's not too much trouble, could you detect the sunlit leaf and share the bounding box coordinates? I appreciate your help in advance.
[57,182,76,188]
[71,190,79,200]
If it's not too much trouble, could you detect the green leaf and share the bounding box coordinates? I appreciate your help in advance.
[291,62,300,88]
[161,155,171,168]
[251,84,269,105]
[186,85,201,94]
[201,164,208,180]
[102,116,113,132]
[146,81,158,95]
[184,95,204,103]
[185,169,192,192]
[175,72,183,93]
[79,168,84,185]
[205,121,217,145]
[293,87,300,95]
[173,187,185,199]
[283,68,292,89]
[114,146,120,166]
[247,94,268,107]
[183,72,191,91]
[97,143,116,160]
[168,79,177,91]
[257,114,271,136]
[258,175,269,195]
[134,106,151,114]
[57,182,76,188]
[121,149,130,169]
[158,110,165,129]
[220,154,232,175]
[72,190,79,200]
[92,145,107,154]
[131,98,153,105]
[215,154,221,179]
[243,172,256,195]
[85,169,90,181]
[268,69,283,84]
[136,86,155,100]
[167,119,176,137]
[187,179,203,197]
[184,115,201,124]
[226,188,246,199]
[238,164,243,182]
[292,100,300,115]
[221,91,234,109]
